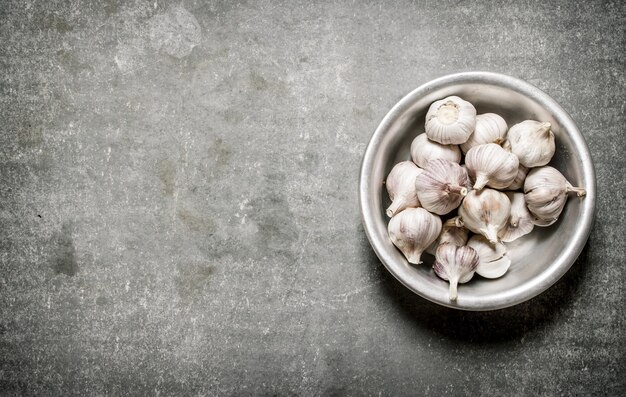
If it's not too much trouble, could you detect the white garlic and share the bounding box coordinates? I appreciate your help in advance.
[385,161,423,218]
[433,244,479,301]
[425,216,469,255]
[506,164,529,190]
[415,159,469,215]
[465,143,519,190]
[388,208,442,265]
[507,120,555,167]
[498,192,534,242]
[410,133,461,168]
[438,217,469,246]
[458,188,511,245]
[467,235,511,279]
[460,113,508,154]
[425,96,477,145]
[524,166,586,226]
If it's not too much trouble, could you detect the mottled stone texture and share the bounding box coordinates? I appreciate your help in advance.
[0,0,624,395]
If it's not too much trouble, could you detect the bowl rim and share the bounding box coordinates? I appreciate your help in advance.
[359,71,596,311]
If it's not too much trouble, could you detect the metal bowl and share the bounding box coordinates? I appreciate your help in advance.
[359,72,596,311]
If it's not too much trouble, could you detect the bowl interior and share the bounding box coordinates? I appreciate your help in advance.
[360,73,595,310]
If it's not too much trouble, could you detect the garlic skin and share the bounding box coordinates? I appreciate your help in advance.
[410,133,461,169]
[433,244,479,301]
[425,96,477,145]
[465,143,519,190]
[506,164,529,190]
[524,166,586,226]
[499,192,534,242]
[467,235,510,279]
[460,113,508,154]
[415,159,469,215]
[388,208,442,265]
[458,188,511,245]
[385,161,423,218]
[507,120,555,167]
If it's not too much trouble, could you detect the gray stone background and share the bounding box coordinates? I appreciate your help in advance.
[1,0,624,395]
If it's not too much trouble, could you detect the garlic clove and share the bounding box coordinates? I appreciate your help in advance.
[505,164,529,190]
[433,244,479,301]
[499,192,534,242]
[465,143,519,190]
[385,161,423,218]
[467,235,510,279]
[425,96,477,145]
[415,159,469,215]
[410,133,461,168]
[523,166,586,226]
[458,188,511,245]
[460,113,508,154]
[507,120,556,167]
[388,207,442,265]
[476,255,511,279]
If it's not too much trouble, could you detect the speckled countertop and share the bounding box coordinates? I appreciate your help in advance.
[1,0,624,395]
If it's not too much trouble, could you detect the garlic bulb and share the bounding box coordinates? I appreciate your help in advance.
[425,96,477,145]
[425,216,468,256]
[460,113,508,154]
[438,217,469,246]
[433,244,479,301]
[524,166,586,226]
[507,120,555,167]
[388,208,442,265]
[385,161,423,218]
[506,164,529,190]
[465,143,519,190]
[458,188,511,244]
[467,235,511,279]
[415,159,469,215]
[410,133,461,168]
[498,192,534,242]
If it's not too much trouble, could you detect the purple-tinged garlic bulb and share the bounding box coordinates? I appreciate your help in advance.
[388,207,442,265]
[467,235,511,279]
[524,166,586,226]
[425,216,469,255]
[499,192,534,242]
[458,188,511,245]
[410,133,461,169]
[433,244,479,301]
[415,159,469,215]
[385,161,423,218]
[425,96,476,145]
[507,120,555,167]
[460,113,508,154]
[465,143,519,190]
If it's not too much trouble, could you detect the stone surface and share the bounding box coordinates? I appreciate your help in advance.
[0,0,624,395]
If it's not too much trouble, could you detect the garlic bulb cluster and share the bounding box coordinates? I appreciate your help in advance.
[460,113,508,154]
[507,120,555,167]
[433,244,479,301]
[524,166,586,226]
[425,96,476,145]
[410,133,461,168]
[388,208,442,265]
[385,161,423,218]
[415,159,469,215]
[384,96,586,301]
[465,143,519,190]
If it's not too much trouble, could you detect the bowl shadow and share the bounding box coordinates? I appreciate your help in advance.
[361,225,591,345]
